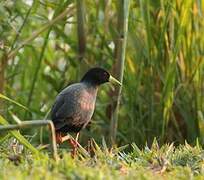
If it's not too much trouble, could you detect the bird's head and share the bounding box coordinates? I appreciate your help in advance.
[81,67,122,86]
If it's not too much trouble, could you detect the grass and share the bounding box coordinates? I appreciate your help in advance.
[1,139,204,179]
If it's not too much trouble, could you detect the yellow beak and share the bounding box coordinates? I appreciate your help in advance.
[109,75,122,86]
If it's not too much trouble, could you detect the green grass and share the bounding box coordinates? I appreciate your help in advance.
[1,139,204,179]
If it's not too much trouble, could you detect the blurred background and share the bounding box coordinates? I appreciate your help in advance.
[0,0,203,148]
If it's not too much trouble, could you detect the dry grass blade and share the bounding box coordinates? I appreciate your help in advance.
[0,115,39,155]
[0,118,58,161]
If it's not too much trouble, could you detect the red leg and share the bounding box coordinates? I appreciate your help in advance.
[56,132,70,144]
[56,132,63,144]
[56,132,80,157]
[68,133,80,157]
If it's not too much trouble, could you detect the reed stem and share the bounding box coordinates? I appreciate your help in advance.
[76,0,86,61]
[110,0,130,145]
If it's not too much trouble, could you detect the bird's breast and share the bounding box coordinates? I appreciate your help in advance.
[79,89,96,112]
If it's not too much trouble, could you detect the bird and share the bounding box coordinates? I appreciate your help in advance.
[51,67,121,155]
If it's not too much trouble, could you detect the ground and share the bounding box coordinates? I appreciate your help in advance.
[1,139,204,180]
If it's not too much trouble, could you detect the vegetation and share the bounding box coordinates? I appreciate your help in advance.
[1,140,204,179]
[0,0,203,179]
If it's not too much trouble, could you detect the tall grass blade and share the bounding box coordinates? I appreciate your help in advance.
[0,93,28,110]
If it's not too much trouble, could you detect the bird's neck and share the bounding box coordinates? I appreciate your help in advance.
[83,82,99,93]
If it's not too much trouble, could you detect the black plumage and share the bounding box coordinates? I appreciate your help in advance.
[51,67,121,144]
[51,83,97,133]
